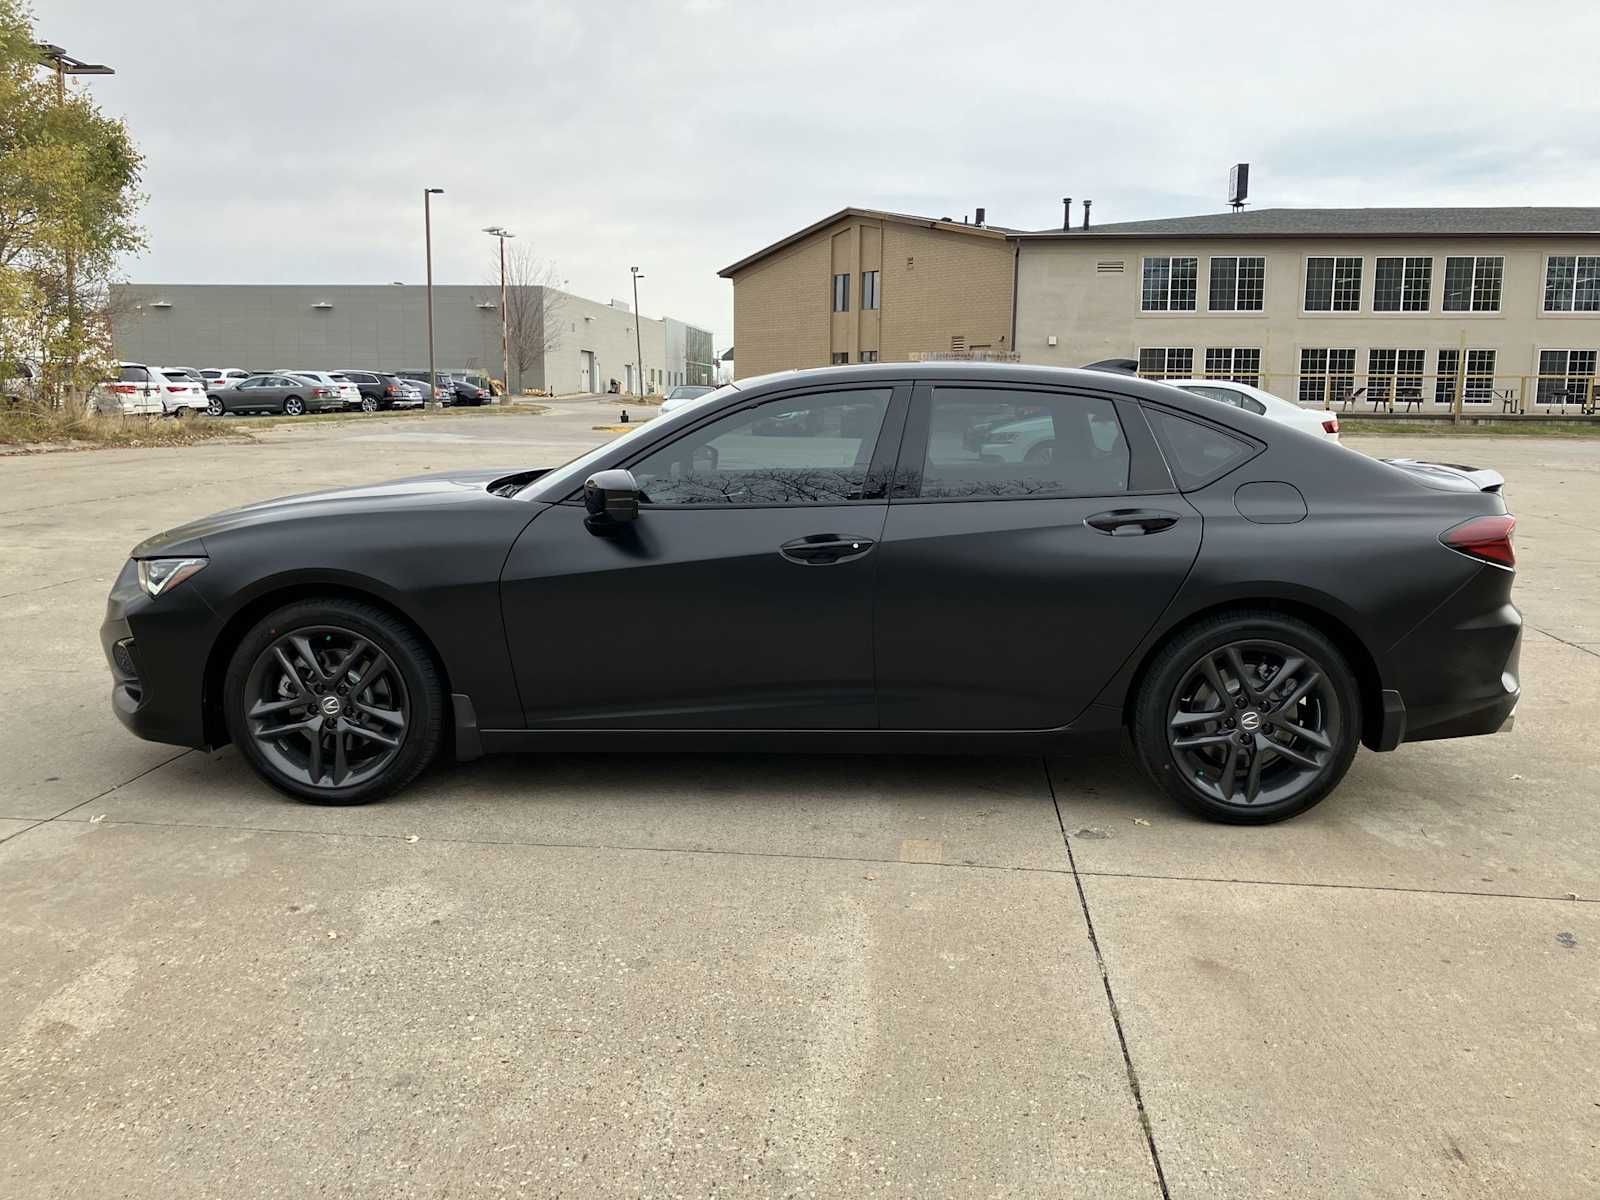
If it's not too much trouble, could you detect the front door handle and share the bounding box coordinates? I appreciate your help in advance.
[1084,509,1181,536]
[779,534,876,565]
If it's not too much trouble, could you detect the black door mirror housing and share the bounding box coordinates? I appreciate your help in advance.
[584,468,641,529]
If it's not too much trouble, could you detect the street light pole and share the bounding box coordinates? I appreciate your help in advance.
[424,188,444,410]
[630,266,645,396]
[34,43,114,410]
[483,227,515,398]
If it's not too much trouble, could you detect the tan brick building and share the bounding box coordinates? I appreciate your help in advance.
[718,208,1015,379]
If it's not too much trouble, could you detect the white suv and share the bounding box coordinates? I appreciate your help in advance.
[201,367,251,395]
[158,367,210,415]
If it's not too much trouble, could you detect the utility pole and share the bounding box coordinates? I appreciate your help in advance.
[33,43,114,410]
[630,266,645,396]
[483,227,515,398]
[424,188,444,409]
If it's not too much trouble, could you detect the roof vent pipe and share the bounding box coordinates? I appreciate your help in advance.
[1062,197,1071,231]
[1083,199,1093,229]
[975,206,986,227]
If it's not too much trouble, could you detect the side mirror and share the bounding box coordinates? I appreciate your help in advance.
[584,468,640,529]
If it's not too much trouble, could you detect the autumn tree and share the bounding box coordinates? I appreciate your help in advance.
[482,243,565,394]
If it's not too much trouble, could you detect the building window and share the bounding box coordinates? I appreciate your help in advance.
[1443,256,1503,312]
[861,270,879,310]
[1536,349,1598,404]
[1544,256,1600,312]
[1464,349,1497,403]
[1373,257,1432,312]
[1207,257,1265,311]
[1435,349,1459,407]
[1141,257,1198,311]
[859,350,879,363]
[830,352,849,365]
[1367,348,1426,405]
[1138,347,1193,379]
[1304,257,1362,312]
[1203,348,1262,386]
[832,273,850,312]
[1298,348,1356,405]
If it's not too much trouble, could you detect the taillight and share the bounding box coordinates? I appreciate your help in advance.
[1440,514,1516,569]
[166,385,185,392]
[1322,418,1339,434]
[111,383,136,394]
[385,384,397,395]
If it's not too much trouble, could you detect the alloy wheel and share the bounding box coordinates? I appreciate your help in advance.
[361,396,377,412]
[1166,638,1341,808]
[206,398,223,416]
[242,626,409,790]
[284,397,304,415]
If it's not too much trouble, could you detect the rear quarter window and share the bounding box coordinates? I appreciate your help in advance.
[1147,406,1258,490]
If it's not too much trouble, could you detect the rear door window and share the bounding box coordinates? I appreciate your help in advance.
[911,386,1130,499]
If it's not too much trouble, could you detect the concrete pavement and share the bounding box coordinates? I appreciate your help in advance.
[1,414,1597,1197]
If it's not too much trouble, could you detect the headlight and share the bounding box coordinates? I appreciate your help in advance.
[136,557,208,597]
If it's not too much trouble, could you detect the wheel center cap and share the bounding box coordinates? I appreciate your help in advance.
[319,695,343,717]
[1239,710,1262,732]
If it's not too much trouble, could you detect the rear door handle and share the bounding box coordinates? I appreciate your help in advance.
[779,534,876,565]
[1084,508,1181,536]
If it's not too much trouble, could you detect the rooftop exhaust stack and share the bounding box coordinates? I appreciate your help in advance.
[1083,199,1092,229]
[975,206,986,227]
[1062,197,1071,231]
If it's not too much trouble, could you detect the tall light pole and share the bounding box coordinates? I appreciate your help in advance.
[34,43,114,409]
[630,266,645,396]
[483,226,515,398]
[424,188,443,409]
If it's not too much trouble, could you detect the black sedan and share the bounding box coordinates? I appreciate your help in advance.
[103,364,1520,822]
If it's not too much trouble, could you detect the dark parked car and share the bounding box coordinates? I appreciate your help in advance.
[446,377,490,406]
[103,363,1519,822]
[337,370,411,411]
[204,373,341,416]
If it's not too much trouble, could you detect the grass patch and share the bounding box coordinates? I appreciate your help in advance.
[0,404,248,451]
[1340,419,1600,438]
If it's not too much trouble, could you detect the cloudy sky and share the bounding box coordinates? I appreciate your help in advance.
[43,0,1600,351]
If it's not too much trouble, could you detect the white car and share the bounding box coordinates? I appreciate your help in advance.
[1165,378,1340,441]
[94,362,178,416]
[281,369,361,409]
[659,384,719,415]
[157,367,210,415]
[200,367,251,394]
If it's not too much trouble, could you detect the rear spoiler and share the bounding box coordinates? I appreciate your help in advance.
[1383,458,1504,494]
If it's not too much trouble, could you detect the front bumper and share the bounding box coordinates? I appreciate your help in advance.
[100,559,217,749]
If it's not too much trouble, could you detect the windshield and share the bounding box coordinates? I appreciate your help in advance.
[666,385,712,400]
[522,382,742,501]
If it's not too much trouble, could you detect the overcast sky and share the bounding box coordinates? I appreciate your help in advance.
[42,0,1600,351]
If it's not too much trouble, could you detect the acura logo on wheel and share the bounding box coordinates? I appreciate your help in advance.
[1239,710,1261,732]
[320,695,342,717]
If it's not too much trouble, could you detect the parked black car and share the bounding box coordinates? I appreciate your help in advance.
[337,370,411,411]
[103,363,1519,822]
[447,377,490,406]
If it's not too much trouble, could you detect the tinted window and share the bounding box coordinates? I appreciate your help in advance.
[630,388,891,506]
[914,388,1129,499]
[118,365,149,383]
[1181,385,1266,415]
[1149,408,1255,490]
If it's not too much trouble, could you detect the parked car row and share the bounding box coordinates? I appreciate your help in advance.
[94,362,497,417]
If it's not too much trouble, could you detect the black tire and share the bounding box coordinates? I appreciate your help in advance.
[283,396,304,416]
[206,397,224,416]
[222,598,444,805]
[1131,610,1361,824]
[360,395,378,413]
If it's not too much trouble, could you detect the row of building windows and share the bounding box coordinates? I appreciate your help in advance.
[831,270,881,313]
[1139,254,1598,315]
[1139,345,1597,406]
[829,350,880,363]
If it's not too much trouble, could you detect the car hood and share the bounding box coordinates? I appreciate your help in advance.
[131,467,546,557]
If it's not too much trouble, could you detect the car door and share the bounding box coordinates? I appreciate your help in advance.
[500,381,910,729]
[874,382,1202,731]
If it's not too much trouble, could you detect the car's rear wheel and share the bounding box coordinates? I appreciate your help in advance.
[360,395,378,412]
[283,396,304,416]
[223,599,443,805]
[206,397,224,416]
[1132,611,1361,824]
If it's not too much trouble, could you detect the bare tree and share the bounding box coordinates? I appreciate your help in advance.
[483,244,565,394]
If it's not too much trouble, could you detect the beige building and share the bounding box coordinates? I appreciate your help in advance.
[1015,207,1600,411]
[718,208,1014,379]
[725,206,1600,412]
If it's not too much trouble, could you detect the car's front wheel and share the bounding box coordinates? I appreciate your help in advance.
[223,599,443,804]
[1132,611,1361,823]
